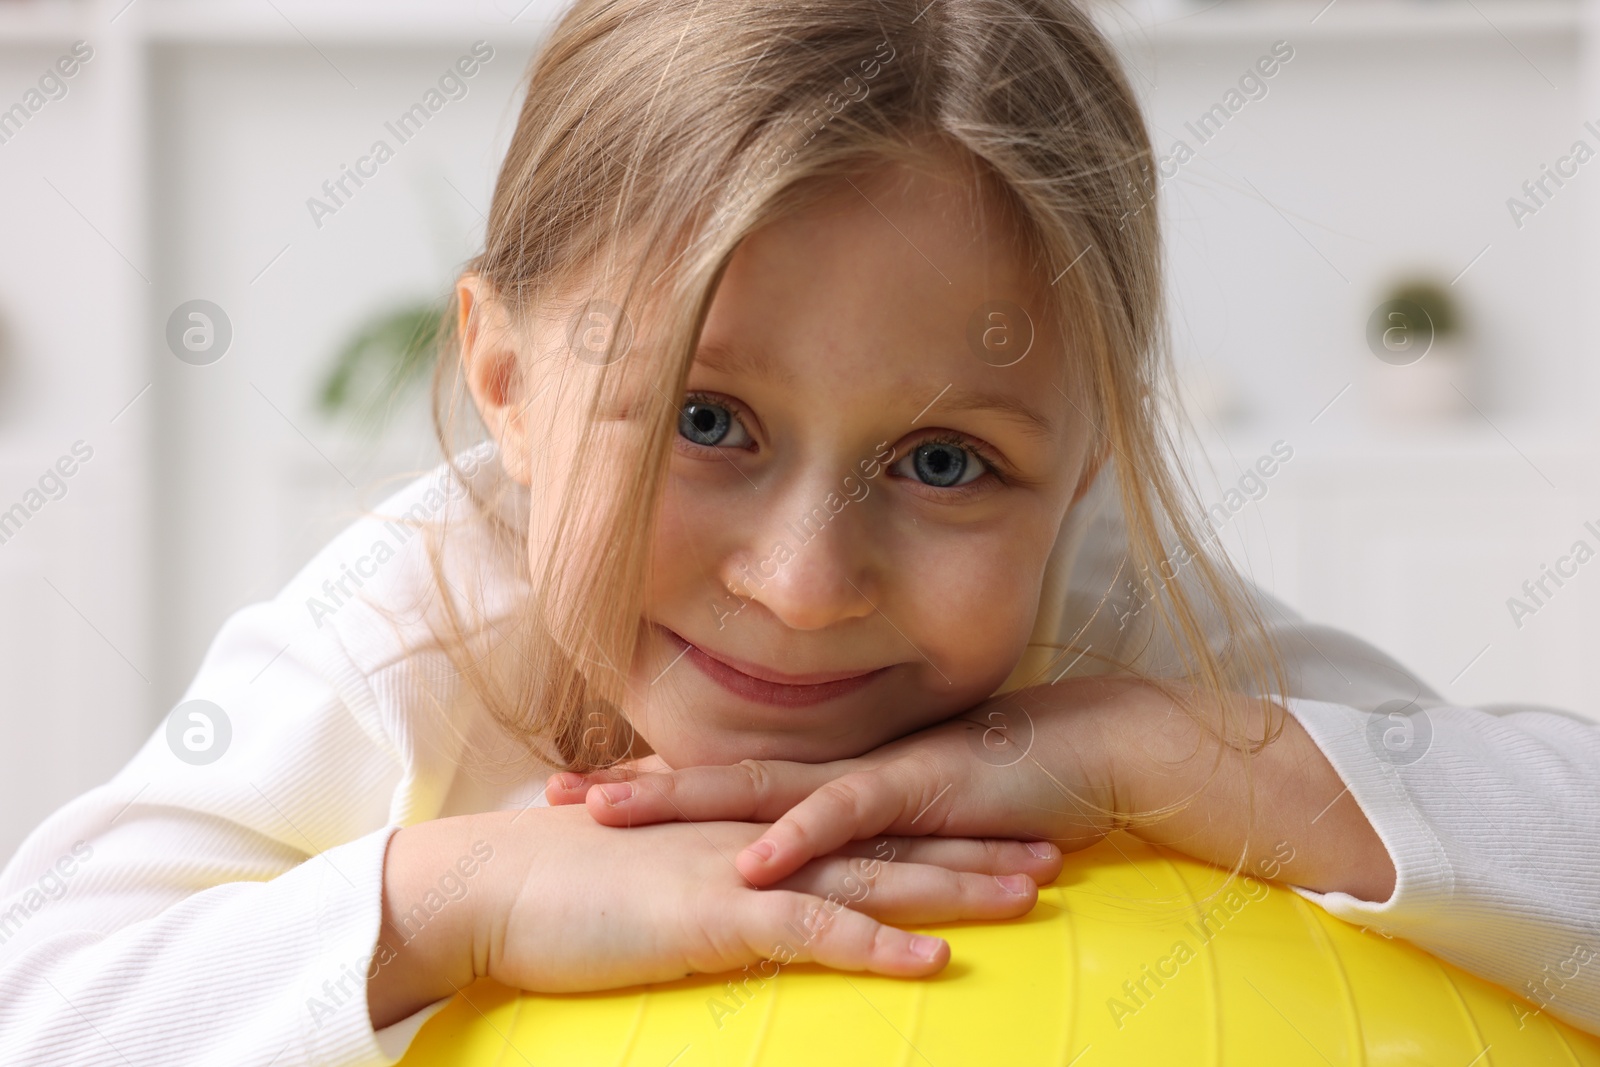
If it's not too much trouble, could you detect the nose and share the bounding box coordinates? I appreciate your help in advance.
[719,475,880,632]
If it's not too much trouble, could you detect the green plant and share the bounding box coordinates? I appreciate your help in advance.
[1383,278,1460,338]
[317,299,448,429]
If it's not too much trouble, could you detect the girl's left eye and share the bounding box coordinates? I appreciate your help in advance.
[677,395,753,449]
[893,438,989,489]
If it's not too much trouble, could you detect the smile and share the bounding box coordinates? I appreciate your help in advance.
[659,626,889,707]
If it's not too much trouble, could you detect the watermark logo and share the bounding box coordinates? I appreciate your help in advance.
[963,704,1036,768]
[567,298,633,366]
[165,699,232,765]
[166,300,232,366]
[1365,299,1433,366]
[1364,698,1433,766]
[965,300,1034,367]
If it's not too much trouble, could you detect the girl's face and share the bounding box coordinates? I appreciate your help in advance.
[630,154,1097,767]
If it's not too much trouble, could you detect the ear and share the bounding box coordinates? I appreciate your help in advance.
[458,274,533,485]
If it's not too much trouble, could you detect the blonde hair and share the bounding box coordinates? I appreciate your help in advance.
[422,0,1289,855]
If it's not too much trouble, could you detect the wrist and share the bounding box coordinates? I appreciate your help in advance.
[368,817,487,1030]
[975,677,1131,842]
[1095,683,1398,901]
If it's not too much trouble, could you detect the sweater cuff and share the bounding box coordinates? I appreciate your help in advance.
[373,998,452,1059]
[1276,697,1457,931]
[295,824,428,1066]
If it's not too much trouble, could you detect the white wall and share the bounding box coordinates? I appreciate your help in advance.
[1111,4,1600,712]
[0,11,151,861]
[0,0,1596,856]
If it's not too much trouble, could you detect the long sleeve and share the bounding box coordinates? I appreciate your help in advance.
[0,589,442,1066]
[1051,460,1600,1035]
[0,444,536,1065]
[1283,693,1600,1034]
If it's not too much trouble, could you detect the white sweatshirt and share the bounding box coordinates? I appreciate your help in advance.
[2,443,1597,1065]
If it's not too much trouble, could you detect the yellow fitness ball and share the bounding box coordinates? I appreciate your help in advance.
[398,834,1600,1066]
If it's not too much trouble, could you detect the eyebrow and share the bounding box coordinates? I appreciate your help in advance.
[929,385,1057,440]
[695,341,1055,440]
[692,341,797,387]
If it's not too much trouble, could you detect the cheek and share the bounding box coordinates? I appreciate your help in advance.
[645,472,725,608]
[894,525,1050,684]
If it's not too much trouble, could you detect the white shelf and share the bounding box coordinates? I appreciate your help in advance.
[1098,0,1581,42]
[0,0,564,46]
[0,0,1580,47]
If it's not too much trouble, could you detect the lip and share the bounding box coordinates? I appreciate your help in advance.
[659,626,889,708]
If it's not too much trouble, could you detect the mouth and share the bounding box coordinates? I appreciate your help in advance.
[658,626,890,708]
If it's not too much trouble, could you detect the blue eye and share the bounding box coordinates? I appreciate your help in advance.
[901,439,986,488]
[678,396,752,449]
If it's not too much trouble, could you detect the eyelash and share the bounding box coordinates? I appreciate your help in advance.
[675,393,1010,496]
[676,391,758,455]
[898,431,1010,498]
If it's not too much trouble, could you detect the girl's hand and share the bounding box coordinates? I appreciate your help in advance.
[369,803,1061,1028]
[547,676,1397,908]
[545,678,1131,886]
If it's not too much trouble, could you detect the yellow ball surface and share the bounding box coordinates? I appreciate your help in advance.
[398,834,1600,1066]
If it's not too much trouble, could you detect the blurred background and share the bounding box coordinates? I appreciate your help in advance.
[0,0,1595,856]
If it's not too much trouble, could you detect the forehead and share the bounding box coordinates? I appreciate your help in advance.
[697,153,1065,426]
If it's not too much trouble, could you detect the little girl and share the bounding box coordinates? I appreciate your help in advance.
[4,0,1599,1062]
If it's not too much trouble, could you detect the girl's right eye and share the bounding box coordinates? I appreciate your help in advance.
[677,394,753,450]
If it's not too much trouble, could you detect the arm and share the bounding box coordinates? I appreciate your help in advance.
[560,620,1600,1038]
[550,676,1393,901]
[1087,676,1397,901]
[367,804,1064,1029]
[0,814,407,1067]
[0,596,432,1066]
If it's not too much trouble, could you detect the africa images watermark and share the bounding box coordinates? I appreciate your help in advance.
[0,841,94,948]
[303,448,490,629]
[307,839,495,1027]
[704,839,896,1030]
[0,440,96,548]
[1506,118,1600,230]
[1119,40,1296,230]
[1115,440,1296,632]
[1105,839,1297,1030]
[708,441,897,631]
[0,40,94,148]
[305,41,495,230]
[1504,516,1600,630]
[1511,937,1599,1030]
[708,39,896,234]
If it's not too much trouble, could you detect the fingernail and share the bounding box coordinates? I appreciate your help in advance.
[909,935,943,961]
[996,874,1032,896]
[1025,841,1056,861]
[743,840,775,863]
[550,773,582,792]
[598,782,633,805]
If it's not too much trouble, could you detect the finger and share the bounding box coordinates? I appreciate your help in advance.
[737,889,949,978]
[833,836,1062,884]
[775,855,1039,925]
[544,755,674,805]
[736,769,919,886]
[580,760,847,826]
